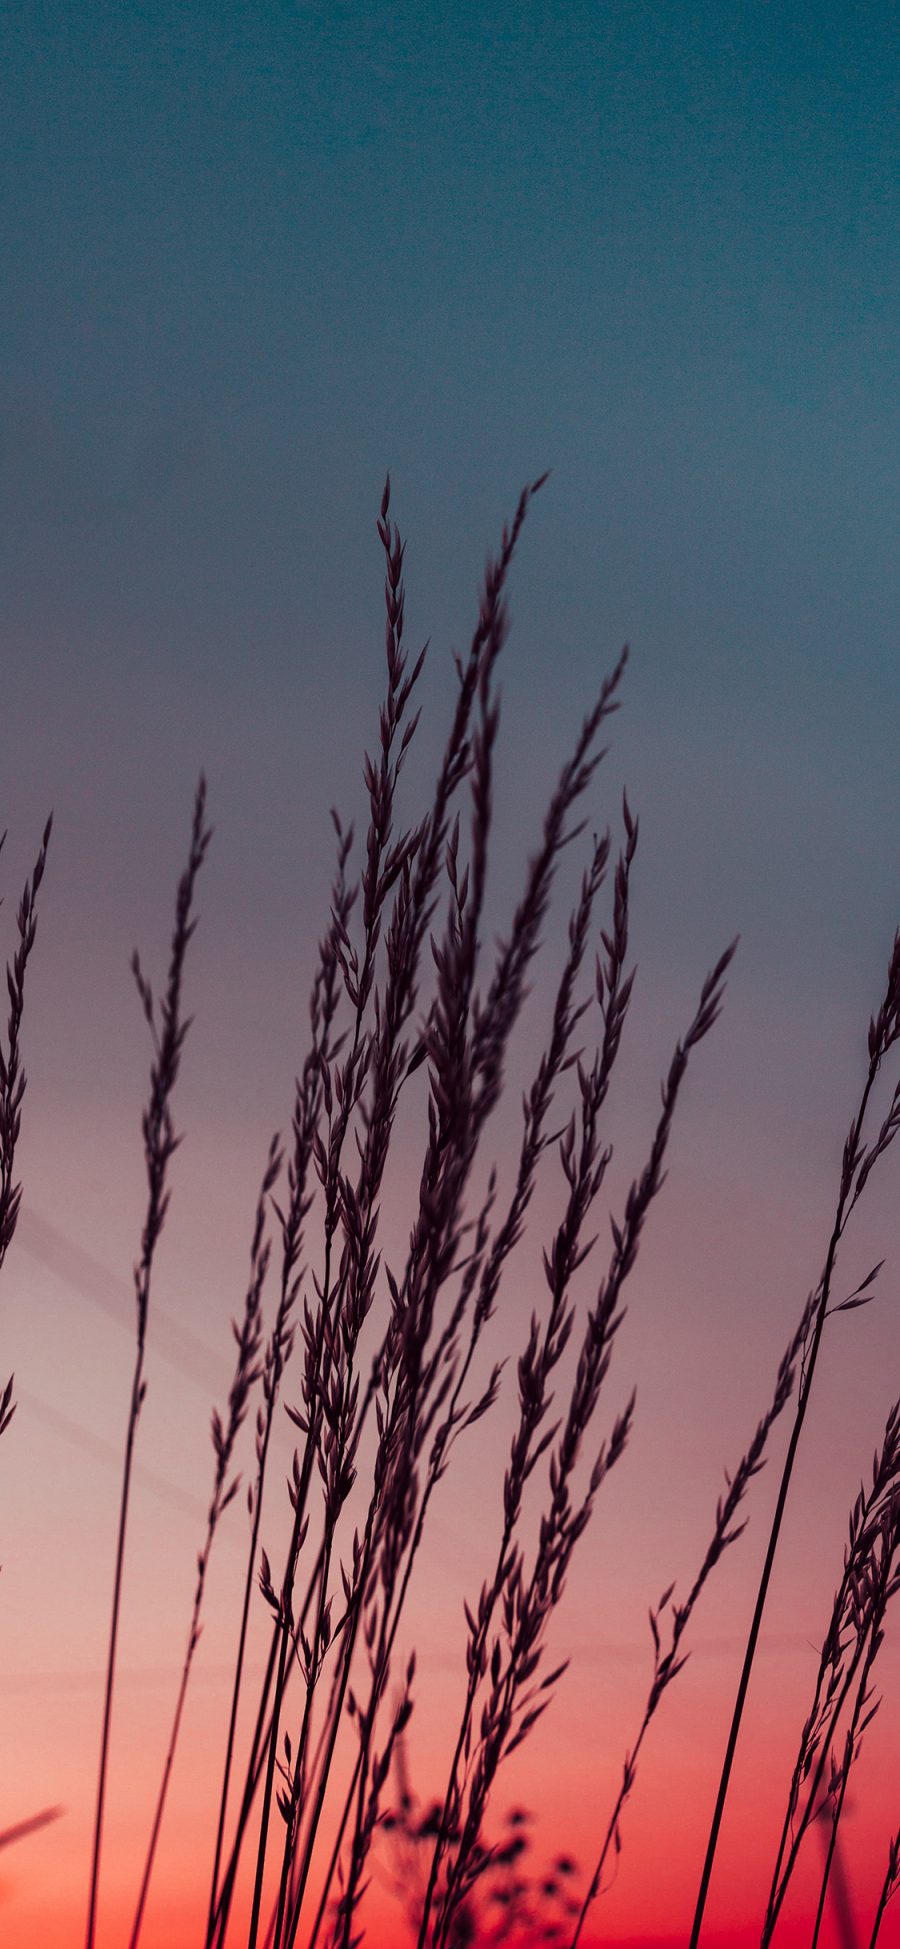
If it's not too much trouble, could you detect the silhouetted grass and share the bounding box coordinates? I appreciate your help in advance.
[86,780,211,1949]
[4,481,900,1949]
[0,813,52,1448]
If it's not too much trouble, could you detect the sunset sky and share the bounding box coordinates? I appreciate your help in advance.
[2,3,900,1947]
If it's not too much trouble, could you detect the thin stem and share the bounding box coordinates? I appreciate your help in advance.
[274,1527,338,1949]
[282,1531,373,1949]
[129,1636,193,1946]
[248,475,434,1943]
[763,1403,900,1941]
[247,901,371,1944]
[570,1304,807,1948]
[0,814,52,1277]
[688,1082,880,1948]
[129,1137,278,1948]
[765,1636,867,1941]
[868,1829,900,1949]
[85,1356,144,1949]
[811,1761,850,1949]
[0,815,52,1441]
[811,1507,900,1949]
[206,858,348,1949]
[85,780,210,1949]
[332,830,619,1948]
[208,1617,281,1949]
[253,478,545,1949]
[208,1540,329,1948]
[247,1472,316,1949]
[692,937,900,1946]
[429,946,734,1949]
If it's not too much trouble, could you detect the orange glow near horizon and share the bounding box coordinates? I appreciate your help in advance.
[4,970,900,1947]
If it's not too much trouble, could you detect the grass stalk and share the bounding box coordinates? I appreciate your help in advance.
[251,476,551,1949]
[0,814,52,1447]
[688,931,900,1949]
[247,477,430,1949]
[570,1294,814,1947]
[205,829,350,1949]
[128,1133,280,1947]
[809,1493,900,1949]
[329,713,628,1949]
[84,778,210,1949]
[869,1829,900,1949]
[763,1401,900,1941]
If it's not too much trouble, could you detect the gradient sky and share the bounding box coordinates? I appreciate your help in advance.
[2,3,899,1946]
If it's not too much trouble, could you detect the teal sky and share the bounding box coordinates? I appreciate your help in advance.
[3,0,898,1085]
[4,0,897,714]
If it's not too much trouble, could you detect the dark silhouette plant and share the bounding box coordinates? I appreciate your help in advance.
[4,481,897,1949]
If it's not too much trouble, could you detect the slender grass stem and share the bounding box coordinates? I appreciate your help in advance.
[689,930,900,1948]
[85,780,210,1949]
[868,1830,900,1949]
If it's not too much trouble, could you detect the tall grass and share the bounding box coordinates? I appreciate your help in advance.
[85,781,211,1949]
[4,480,900,1949]
[0,815,52,1436]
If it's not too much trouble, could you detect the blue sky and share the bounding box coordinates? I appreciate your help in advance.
[3,0,898,1086]
[4,0,897,712]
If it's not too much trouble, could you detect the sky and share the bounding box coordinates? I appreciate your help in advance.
[2,1,900,1945]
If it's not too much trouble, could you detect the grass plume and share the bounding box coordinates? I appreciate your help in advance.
[84,778,211,1949]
